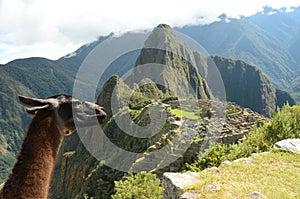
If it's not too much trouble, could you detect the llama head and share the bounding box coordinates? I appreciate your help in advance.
[19,94,106,135]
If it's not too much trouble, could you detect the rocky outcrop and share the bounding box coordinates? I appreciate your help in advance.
[162,172,200,199]
[274,139,300,154]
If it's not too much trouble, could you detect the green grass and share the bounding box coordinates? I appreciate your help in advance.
[186,151,300,198]
[171,108,201,120]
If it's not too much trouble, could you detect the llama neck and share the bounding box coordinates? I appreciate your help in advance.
[0,112,64,199]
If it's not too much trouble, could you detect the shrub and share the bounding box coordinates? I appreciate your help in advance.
[265,105,300,143]
[185,143,231,171]
[112,172,163,199]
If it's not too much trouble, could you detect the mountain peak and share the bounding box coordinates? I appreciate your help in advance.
[142,23,194,61]
[135,25,211,100]
[143,23,181,51]
[156,24,172,29]
[97,75,131,118]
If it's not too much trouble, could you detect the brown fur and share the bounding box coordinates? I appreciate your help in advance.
[0,111,64,199]
[0,94,106,199]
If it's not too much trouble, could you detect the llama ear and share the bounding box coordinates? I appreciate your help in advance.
[18,96,52,115]
[24,104,51,115]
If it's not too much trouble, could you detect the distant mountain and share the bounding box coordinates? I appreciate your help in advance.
[177,7,300,98]
[248,6,300,46]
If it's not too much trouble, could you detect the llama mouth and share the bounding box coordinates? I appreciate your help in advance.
[78,114,106,119]
[76,113,106,124]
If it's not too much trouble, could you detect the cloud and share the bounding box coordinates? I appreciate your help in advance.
[0,41,81,64]
[0,0,300,64]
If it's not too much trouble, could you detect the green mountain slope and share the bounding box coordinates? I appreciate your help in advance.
[0,57,75,183]
[0,71,35,182]
[3,58,73,97]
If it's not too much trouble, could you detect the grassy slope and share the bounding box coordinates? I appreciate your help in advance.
[187,151,300,198]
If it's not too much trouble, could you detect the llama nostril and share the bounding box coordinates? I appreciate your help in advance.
[95,107,106,118]
[97,112,107,124]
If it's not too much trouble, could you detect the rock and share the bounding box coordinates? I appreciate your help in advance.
[250,191,267,198]
[179,192,201,199]
[274,139,300,154]
[163,172,199,199]
[202,184,221,191]
[221,160,232,166]
[233,157,253,164]
[202,166,220,173]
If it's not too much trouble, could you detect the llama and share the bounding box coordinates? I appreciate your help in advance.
[0,94,106,199]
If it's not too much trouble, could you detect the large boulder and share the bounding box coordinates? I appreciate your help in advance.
[274,139,300,154]
[163,172,200,199]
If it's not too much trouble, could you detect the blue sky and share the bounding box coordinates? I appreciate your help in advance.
[1,0,300,64]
